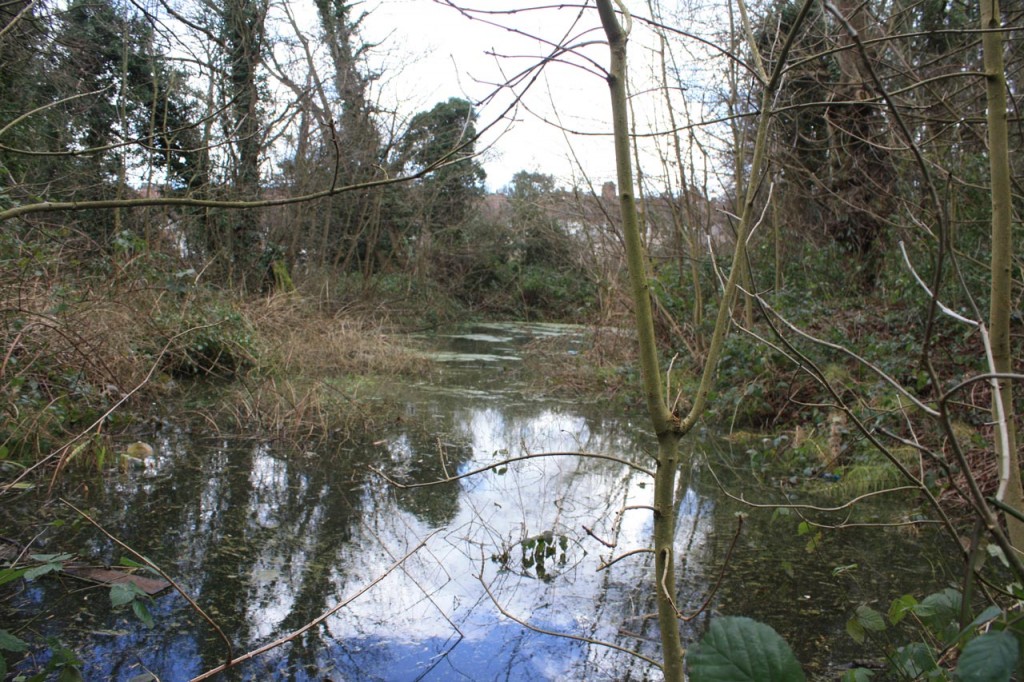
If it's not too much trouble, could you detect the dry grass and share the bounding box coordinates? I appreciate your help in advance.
[0,234,191,474]
[242,292,425,378]
[195,293,429,444]
[522,324,637,399]
[2,276,158,397]
[0,233,431,469]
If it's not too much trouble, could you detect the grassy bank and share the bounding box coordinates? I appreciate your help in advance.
[0,223,1014,539]
[0,228,450,482]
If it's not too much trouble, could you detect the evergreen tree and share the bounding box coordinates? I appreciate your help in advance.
[400,97,486,231]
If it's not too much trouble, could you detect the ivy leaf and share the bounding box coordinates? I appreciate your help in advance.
[687,616,805,681]
[956,631,1018,682]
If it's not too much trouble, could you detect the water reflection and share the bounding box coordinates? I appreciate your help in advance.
[2,323,955,680]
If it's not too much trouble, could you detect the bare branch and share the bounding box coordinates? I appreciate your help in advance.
[62,499,234,666]
[189,531,438,681]
[371,450,655,489]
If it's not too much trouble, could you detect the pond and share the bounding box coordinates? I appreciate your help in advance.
[2,322,957,680]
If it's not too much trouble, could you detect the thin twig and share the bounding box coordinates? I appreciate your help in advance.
[682,514,743,621]
[189,531,438,681]
[477,567,662,669]
[371,450,655,489]
[61,499,233,665]
[899,241,977,327]
[4,321,227,494]
[582,524,616,548]
[598,547,653,571]
[658,548,680,614]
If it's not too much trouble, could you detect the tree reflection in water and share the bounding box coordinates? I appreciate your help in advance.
[3,324,953,680]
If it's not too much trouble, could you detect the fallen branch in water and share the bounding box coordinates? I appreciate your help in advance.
[189,530,438,682]
[371,449,655,489]
[476,554,663,670]
[62,499,233,665]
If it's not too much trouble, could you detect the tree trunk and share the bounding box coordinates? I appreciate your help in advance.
[223,0,267,284]
[595,1,814,677]
[594,4,685,679]
[981,0,1023,549]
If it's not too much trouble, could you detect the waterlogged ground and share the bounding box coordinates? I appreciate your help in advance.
[2,323,957,680]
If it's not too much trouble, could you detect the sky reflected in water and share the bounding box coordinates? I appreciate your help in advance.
[3,323,956,681]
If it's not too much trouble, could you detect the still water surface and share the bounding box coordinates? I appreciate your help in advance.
[4,323,955,680]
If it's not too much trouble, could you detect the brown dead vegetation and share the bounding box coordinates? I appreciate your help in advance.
[523,324,636,400]
[201,293,429,444]
[0,233,430,474]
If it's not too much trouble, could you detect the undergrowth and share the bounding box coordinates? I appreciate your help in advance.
[0,226,432,483]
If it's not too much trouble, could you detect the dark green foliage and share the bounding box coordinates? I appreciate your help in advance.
[0,628,28,679]
[957,632,1018,682]
[153,296,256,378]
[398,97,486,232]
[217,0,268,280]
[839,589,1023,680]
[0,0,201,241]
[0,1,51,187]
[507,171,564,267]
[687,616,806,681]
[1,624,81,681]
[221,0,268,197]
[443,172,596,319]
[0,226,258,468]
[750,0,897,289]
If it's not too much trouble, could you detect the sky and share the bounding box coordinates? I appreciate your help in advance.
[359,1,654,192]
[271,0,730,196]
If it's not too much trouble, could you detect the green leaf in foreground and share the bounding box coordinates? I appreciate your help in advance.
[956,631,1018,682]
[109,582,147,608]
[913,588,960,628]
[888,594,917,625]
[846,617,865,644]
[687,616,805,682]
[23,563,60,580]
[131,600,154,628]
[847,604,887,643]
[893,642,937,679]
[0,630,27,652]
[0,567,27,588]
